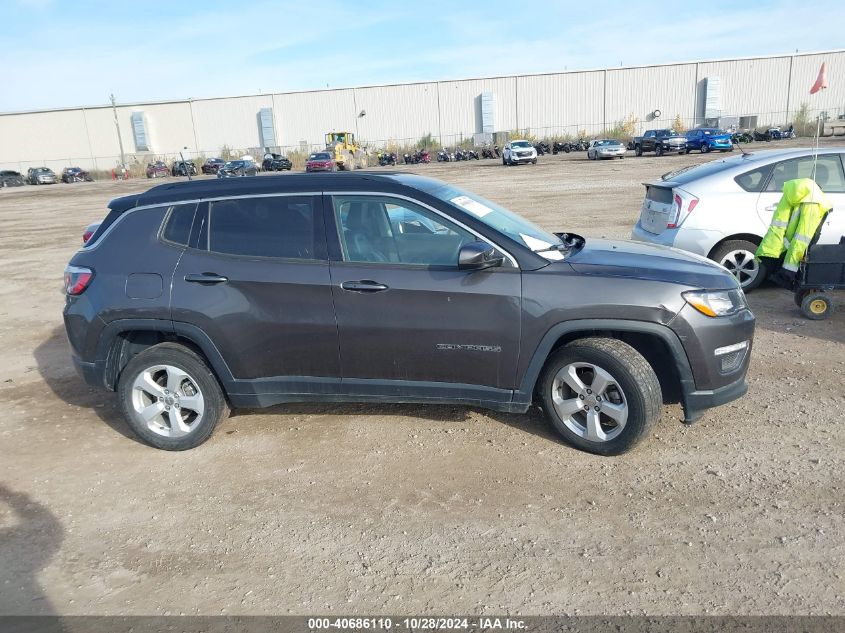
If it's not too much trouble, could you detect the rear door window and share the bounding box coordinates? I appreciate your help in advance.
[195,196,324,260]
[765,154,845,193]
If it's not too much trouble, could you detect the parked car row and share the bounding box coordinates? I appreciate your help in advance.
[0,166,96,186]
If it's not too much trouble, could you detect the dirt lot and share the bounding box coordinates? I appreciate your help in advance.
[1,143,843,616]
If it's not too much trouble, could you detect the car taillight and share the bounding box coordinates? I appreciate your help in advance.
[82,229,94,243]
[64,265,94,295]
[668,193,699,229]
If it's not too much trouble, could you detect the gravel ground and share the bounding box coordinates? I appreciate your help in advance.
[0,142,843,616]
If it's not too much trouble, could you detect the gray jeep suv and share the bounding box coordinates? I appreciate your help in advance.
[63,174,754,455]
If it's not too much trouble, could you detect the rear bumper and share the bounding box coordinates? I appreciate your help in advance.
[631,222,723,258]
[631,221,676,247]
[72,354,106,388]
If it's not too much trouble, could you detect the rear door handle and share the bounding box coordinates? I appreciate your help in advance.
[341,280,389,292]
[185,273,228,284]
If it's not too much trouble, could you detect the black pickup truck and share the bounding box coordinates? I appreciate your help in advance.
[633,129,687,156]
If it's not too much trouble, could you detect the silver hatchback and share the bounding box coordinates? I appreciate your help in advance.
[631,148,845,290]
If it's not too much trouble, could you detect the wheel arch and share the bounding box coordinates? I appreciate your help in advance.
[97,319,234,391]
[517,320,694,411]
[707,233,762,259]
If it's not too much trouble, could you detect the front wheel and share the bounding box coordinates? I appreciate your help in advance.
[635,145,642,157]
[117,343,229,450]
[701,144,711,153]
[539,338,661,455]
[710,240,766,291]
[655,145,664,156]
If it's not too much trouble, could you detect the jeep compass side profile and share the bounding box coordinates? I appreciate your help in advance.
[64,174,754,455]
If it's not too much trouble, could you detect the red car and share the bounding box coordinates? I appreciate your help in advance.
[145,161,169,179]
[305,152,336,172]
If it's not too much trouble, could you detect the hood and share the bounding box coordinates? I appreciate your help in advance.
[564,238,737,289]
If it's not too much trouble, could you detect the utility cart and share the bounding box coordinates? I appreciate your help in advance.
[793,243,845,319]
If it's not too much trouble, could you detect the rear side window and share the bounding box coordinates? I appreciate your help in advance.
[203,196,320,260]
[766,154,845,193]
[161,203,197,245]
[734,166,773,192]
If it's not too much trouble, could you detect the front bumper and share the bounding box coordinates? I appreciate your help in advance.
[660,143,687,153]
[509,153,536,163]
[596,150,626,158]
[682,375,748,423]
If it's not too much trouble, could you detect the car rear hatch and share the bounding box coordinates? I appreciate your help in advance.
[638,181,677,234]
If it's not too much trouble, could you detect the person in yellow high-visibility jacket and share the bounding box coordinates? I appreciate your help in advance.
[756,177,832,273]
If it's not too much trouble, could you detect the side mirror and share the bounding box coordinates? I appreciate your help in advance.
[458,241,505,270]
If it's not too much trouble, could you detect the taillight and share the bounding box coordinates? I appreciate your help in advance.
[82,229,94,243]
[667,193,699,228]
[64,265,94,295]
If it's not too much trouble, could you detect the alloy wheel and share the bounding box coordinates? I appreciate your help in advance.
[131,364,205,438]
[551,362,628,442]
[719,249,759,288]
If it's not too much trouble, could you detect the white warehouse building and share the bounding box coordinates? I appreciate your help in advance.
[1,49,843,172]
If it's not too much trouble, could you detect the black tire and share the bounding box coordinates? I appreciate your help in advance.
[538,337,661,456]
[532,159,537,165]
[710,239,766,292]
[701,144,711,153]
[800,292,834,320]
[117,343,229,450]
[635,145,642,157]
[655,145,664,157]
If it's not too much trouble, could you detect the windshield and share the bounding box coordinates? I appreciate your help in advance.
[596,140,621,146]
[511,141,532,148]
[310,153,331,160]
[425,183,567,260]
[35,168,51,173]
[223,161,243,168]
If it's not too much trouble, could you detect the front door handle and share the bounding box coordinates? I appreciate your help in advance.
[185,273,229,284]
[341,280,389,292]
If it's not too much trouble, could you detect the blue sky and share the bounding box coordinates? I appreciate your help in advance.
[2,0,843,112]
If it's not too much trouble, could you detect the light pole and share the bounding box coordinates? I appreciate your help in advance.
[110,93,126,169]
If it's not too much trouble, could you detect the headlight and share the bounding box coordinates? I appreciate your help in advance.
[683,289,747,317]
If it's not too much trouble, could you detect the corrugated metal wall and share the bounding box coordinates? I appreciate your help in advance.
[1,50,843,171]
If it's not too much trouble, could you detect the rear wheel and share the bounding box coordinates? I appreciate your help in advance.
[539,338,661,455]
[711,240,766,291]
[117,343,229,450]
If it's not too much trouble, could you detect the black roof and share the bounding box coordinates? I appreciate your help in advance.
[110,172,434,211]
